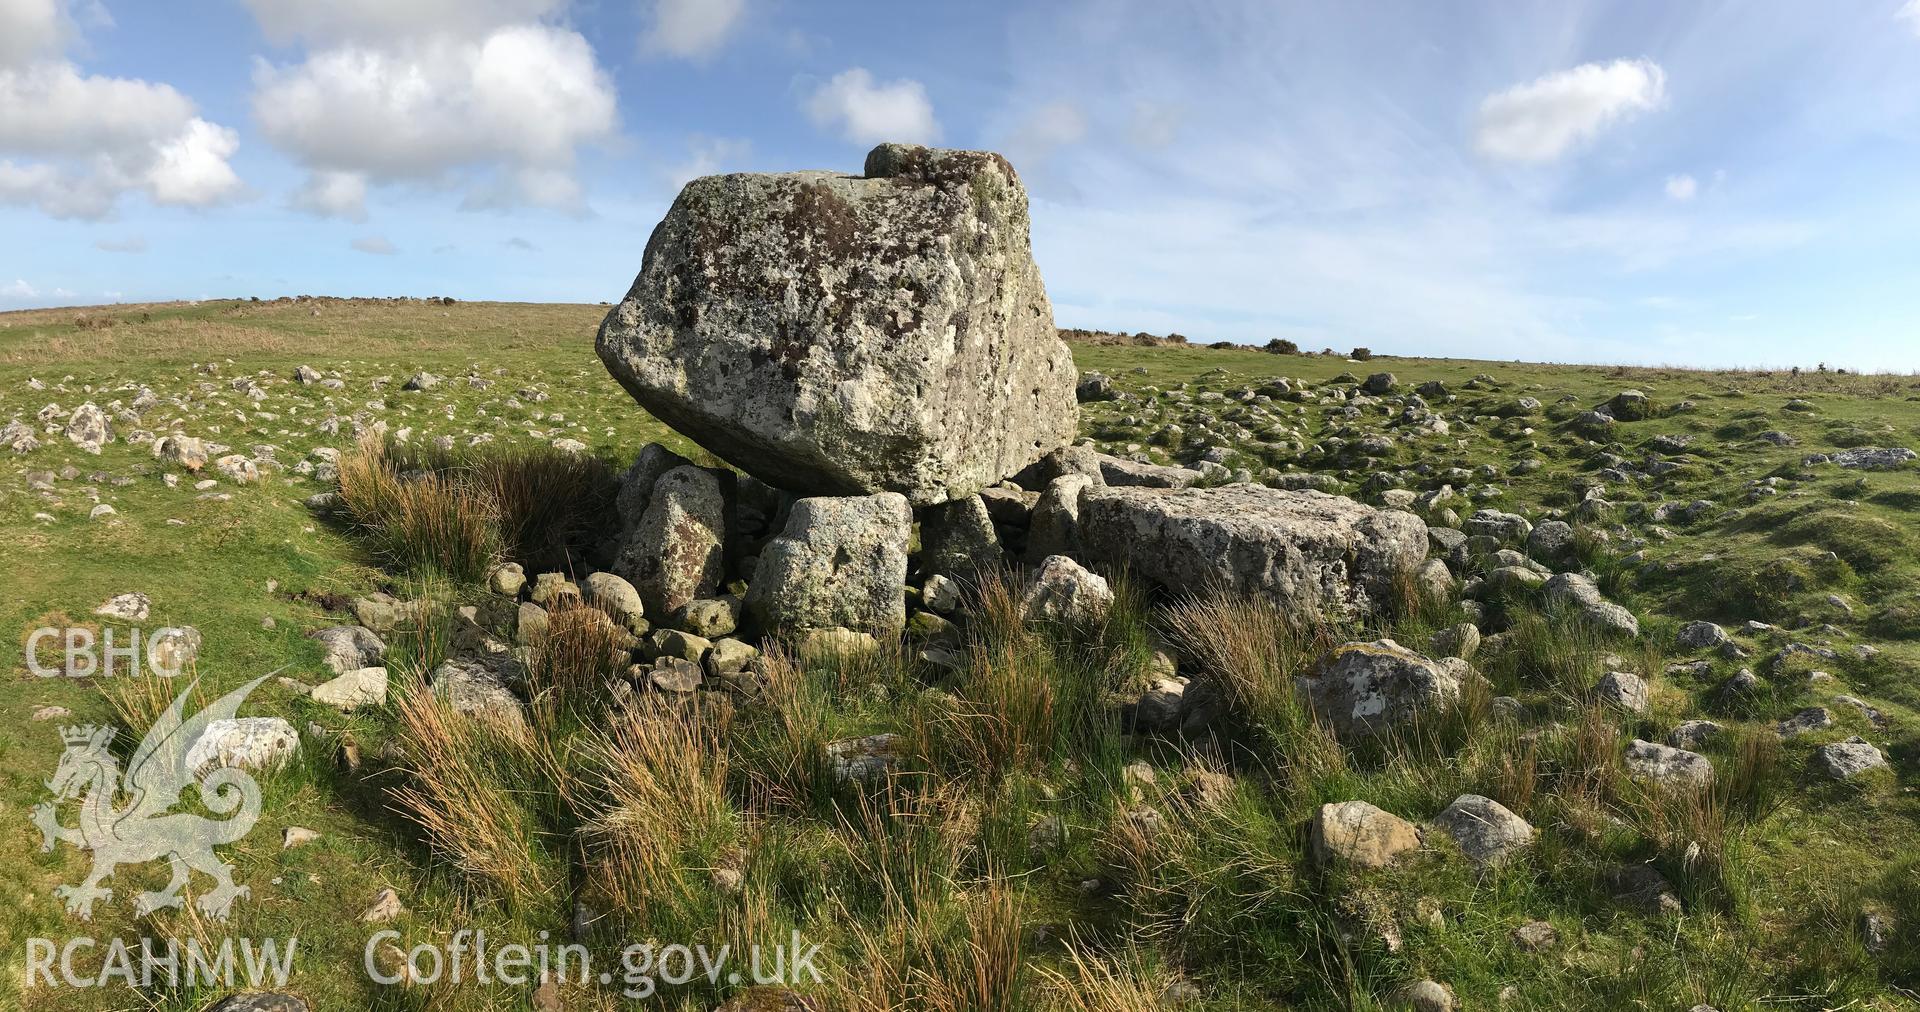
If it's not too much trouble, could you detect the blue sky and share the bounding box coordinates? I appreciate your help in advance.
[3,0,1920,369]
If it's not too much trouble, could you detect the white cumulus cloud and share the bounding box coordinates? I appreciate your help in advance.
[251,24,617,216]
[238,0,564,44]
[2,278,38,298]
[805,68,940,146]
[290,169,370,221]
[0,0,70,68]
[1475,58,1667,163]
[643,0,745,60]
[1901,0,1920,36]
[0,59,243,219]
[1665,173,1697,200]
[351,235,397,255]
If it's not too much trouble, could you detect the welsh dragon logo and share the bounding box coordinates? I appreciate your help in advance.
[30,675,272,920]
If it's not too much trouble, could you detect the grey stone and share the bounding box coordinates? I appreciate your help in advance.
[1025,474,1093,562]
[489,562,526,597]
[746,492,911,637]
[1814,736,1888,779]
[310,625,385,674]
[584,571,646,629]
[596,144,1077,505]
[620,464,728,617]
[186,718,299,774]
[826,733,900,784]
[919,494,1001,578]
[1310,800,1422,869]
[1430,794,1534,865]
[1677,621,1730,650]
[1543,572,1639,637]
[1303,639,1461,741]
[430,656,528,730]
[1623,739,1714,788]
[1078,483,1426,618]
[1019,554,1113,625]
[1776,706,1833,738]
[310,666,388,711]
[1593,671,1650,713]
[1666,719,1723,750]
[679,596,740,638]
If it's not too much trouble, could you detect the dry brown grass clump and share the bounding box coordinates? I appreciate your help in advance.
[337,434,503,582]
[388,683,556,907]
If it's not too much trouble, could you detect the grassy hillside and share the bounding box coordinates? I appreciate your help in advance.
[0,299,1913,1011]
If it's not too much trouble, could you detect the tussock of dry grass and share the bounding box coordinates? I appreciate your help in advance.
[389,683,556,907]
[571,708,738,924]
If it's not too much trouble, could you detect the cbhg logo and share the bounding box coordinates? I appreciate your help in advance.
[31,676,271,920]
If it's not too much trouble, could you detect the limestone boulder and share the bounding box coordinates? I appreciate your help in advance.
[596,144,1077,505]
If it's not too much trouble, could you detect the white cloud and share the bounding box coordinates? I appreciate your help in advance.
[642,0,745,60]
[252,24,617,215]
[238,0,563,44]
[1127,102,1181,149]
[1664,173,1697,201]
[0,61,243,219]
[94,236,146,253]
[1474,58,1667,163]
[2,279,38,298]
[804,68,939,145]
[1009,100,1087,159]
[290,169,369,220]
[666,135,750,189]
[1900,0,1920,36]
[351,235,397,255]
[0,0,69,68]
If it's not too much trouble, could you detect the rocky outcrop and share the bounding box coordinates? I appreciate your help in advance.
[745,492,911,637]
[596,144,1077,505]
[1077,484,1427,617]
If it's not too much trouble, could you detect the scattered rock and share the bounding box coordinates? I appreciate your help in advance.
[1303,640,1462,740]
[1430,794,1534,866]
[1623,739,1714,788]
[1310,801,1422,869]
[1592,671,1650,713]
[1814,737,1887,779]
[1019,554,1113,625]
[186,718,299,773]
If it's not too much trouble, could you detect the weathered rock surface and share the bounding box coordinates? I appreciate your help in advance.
[620,464,729,617]
[1543,572,1640,637]
[1430,794,1535,865]
[1623,739,1714,788]
[1311,801,1422,869]
[1078,484,1426,617]
[1019,554,1113,625]
[1302,639,1462,740]
[596,144,1077,505]
[745,492,911,636]
[187,718,299,773]
[919,494,1001,578]
[1814,737,1888,779]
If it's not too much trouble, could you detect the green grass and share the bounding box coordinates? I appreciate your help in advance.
[1,298,1916,1010]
